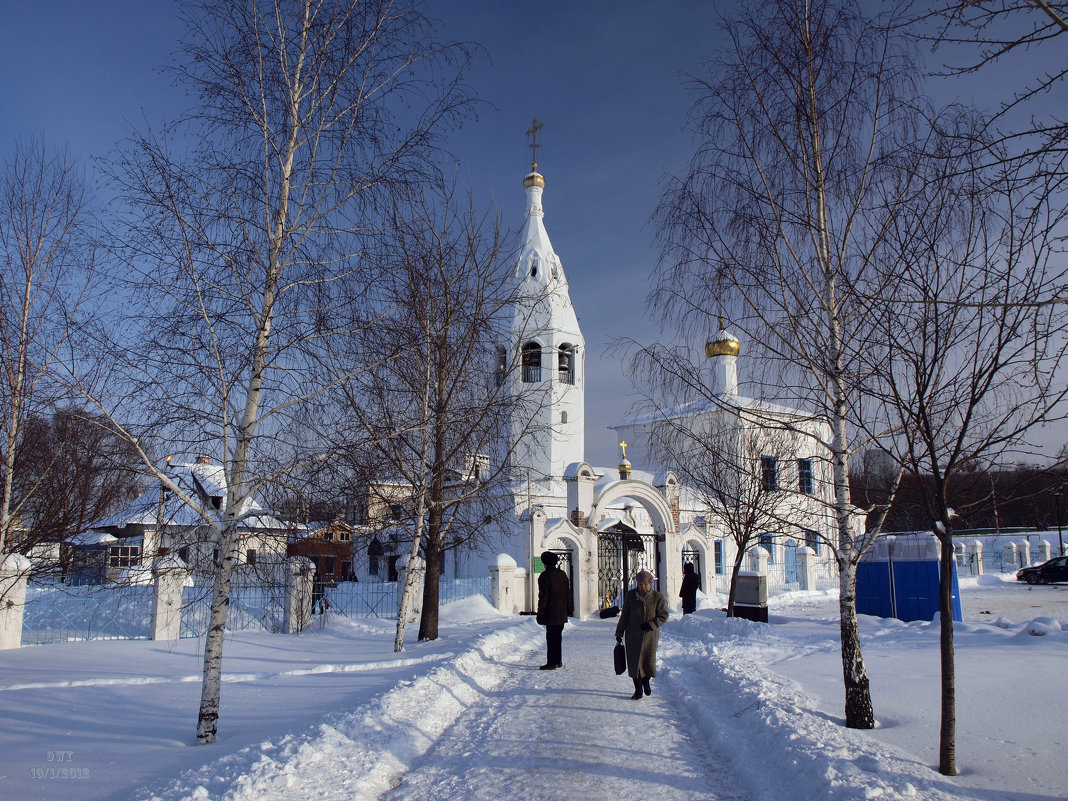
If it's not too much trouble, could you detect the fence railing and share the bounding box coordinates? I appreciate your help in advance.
[22,584,155,645]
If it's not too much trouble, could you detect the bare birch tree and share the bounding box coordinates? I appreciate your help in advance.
[81,0,471,743]
[0,139,94,571]
[653,0,920,729]
[862,115,1068,774]
[331,178,534,650]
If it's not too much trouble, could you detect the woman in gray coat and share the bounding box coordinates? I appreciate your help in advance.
[615,569,669,699]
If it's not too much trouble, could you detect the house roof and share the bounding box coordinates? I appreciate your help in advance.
[89,460,285,533]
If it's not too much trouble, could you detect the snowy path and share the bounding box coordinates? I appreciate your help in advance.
[382,617,749,801]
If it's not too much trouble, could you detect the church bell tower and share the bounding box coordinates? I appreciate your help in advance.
[505,120,585,495]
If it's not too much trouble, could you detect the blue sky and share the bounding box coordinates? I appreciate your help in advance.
[4,2,1060,467]
[0,0,729,467]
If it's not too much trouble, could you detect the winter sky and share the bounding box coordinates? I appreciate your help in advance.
[1,1,1062,467]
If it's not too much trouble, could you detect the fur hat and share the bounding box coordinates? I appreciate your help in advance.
[540,551,559,567]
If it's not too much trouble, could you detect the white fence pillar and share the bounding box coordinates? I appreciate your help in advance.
[151,555,190,641]
[753,546,770,577]
[796,546,817,591]
[1034,539,1052,563]
[968,540,984,576]
[0,554,30,650]
[490,554,518,614]
[953,542,967,572]
[397,557,425,624]
[1016,539,1031,568]
[1003,541,1017,571]
[284,557,315,634]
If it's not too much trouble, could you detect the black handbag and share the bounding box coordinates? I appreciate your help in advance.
[613,642,626,675]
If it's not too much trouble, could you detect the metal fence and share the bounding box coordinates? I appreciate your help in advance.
[179,582,287,638]
[22,584,155,645]
[323,577,492,620]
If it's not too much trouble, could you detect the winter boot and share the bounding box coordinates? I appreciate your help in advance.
[631,678,643,700]
[642,676,652,696]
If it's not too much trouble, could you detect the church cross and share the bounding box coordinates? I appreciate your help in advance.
[526,117,544,170]
[620,440,628,461]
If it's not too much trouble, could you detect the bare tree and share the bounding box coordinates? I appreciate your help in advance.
[653,0,921,729]
[80,0,471,743]
[0,139,94,568]
[646,401,808,615]
[9,408,144,579]
[911,1,1068,181]
[332,178,534,650]
[862,116,1068,774]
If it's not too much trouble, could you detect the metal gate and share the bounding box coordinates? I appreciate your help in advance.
[597,531,659,609]
[682,547,702,590]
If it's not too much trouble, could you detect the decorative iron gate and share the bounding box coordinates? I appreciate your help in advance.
[682,547,702,589]
[597,531,659,608]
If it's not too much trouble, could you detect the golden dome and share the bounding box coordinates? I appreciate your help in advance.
[523,163,545,188]
[705,320,740,358]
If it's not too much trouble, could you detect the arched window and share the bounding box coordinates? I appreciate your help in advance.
[521,342,542,383]
[558,343,575,384]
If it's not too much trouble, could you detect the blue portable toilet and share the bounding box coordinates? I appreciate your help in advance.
[856,534,963,623]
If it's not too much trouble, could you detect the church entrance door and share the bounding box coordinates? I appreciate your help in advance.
[597,528,659,609]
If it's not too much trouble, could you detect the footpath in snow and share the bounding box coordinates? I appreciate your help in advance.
[381,617,748,801]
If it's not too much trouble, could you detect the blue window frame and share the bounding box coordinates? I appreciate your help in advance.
[714,540,724,574]
[803,528,819,555]
[758,533,775,564]
[798,458,813,494]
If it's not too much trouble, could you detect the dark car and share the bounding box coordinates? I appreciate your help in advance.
[1016,556,1068,584]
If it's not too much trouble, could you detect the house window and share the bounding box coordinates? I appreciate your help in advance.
[804,528,820,555]
[108,544,142,569]
[761,456,778,492]
[246,549,257,566]
[714,540,724,575]
[798,459,813,494]
[325,556,336,576]
[558,344,576,385]
[758,533,776,564]
[521,342,542,383]
[561,411,568,424]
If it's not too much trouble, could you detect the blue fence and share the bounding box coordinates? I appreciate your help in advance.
[22,584,154,645]
[323,577,492,620]
[179,583,287,638]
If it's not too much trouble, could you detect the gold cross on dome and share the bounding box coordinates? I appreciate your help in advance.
[526,117,543,170]
[620,440,628,461]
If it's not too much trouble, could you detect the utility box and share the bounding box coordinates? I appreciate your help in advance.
[732,573,769,622]
[735,573,768,605]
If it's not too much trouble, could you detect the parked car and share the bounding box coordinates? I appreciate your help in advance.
[1016,556,1068,584]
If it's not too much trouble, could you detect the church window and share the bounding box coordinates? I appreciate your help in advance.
[558,344,575,385]
[713,540,724,574]
[561,411,568,424]
[521,342,542,382]
[369,538,384,576]
[803,528,820,555]
[758,533,776,564]
[761,456,778,492]
[797,459,813,494]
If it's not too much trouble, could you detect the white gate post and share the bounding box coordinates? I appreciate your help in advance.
[152,554,190,640]
[0,554,30,650]
[968,540,984,576]
[490,554,518,613]
[284,557,315,634]
[796,546,817,591]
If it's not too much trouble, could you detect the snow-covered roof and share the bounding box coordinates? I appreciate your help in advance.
[68,530,119,546]
[89,460,284,533]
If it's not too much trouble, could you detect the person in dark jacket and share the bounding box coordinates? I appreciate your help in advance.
[615,569,669,698]
[536,551,573,670]
[679,561,700,614]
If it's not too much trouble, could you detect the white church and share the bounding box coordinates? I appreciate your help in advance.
[471,153,838,618]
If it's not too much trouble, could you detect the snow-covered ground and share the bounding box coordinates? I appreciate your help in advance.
[0,575,1063,801]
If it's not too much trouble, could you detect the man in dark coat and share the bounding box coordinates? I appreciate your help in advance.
[679,561,700,614]
[536,551,573,670]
